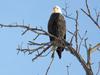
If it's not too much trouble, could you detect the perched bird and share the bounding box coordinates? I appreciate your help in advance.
[48,6,66,59]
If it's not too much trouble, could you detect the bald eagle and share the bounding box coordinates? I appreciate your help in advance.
[48,6,66,59]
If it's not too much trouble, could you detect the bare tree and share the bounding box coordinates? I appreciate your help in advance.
[0,0,100,75]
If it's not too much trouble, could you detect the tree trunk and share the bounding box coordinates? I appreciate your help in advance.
[86,69,93,75]
[66,45,93,75]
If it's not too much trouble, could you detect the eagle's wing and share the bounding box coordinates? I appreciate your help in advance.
[48,13,59,41]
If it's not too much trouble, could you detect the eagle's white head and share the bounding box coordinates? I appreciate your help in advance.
[52,5,62,14]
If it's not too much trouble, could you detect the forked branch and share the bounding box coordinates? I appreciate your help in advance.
[81,0,100,29]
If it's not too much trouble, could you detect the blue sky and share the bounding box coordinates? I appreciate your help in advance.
[0,0,100,75]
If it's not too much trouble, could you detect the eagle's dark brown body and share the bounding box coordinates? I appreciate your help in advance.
[48,13,66,59]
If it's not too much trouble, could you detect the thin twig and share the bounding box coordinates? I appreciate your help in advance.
[28,41,50,46]
[32,44,52,61]
[84,38,88,51]
[45,57,54,75]
[78,30,87,51]
[70,31,76,45]
[62,1,76,21]
[81,0,100,29]
[94,9,100,23]
[75,11,79,51]
[85,0,91,15]
[81,9,100,29]
[90,43,100,53]
[67,30,74,35]
[33,34,39,40]
[40,50,51,57]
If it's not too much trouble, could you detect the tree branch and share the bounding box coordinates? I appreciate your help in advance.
[75,11,79,52]
[81,0,100,29]
[45,57,54,75]
[0,23,93,75]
